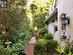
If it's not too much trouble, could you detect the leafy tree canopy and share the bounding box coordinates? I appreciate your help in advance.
[0,0,34,54]
[29,0,54,29]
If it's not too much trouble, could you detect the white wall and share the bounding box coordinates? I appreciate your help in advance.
[48,23,54,34]
[47,21,60,42]
[56,0,73,44]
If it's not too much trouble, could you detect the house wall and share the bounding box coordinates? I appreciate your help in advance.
[47,0,73,46]
[47,0,60,43]
[56,0,73,45]
[47,22,54,34]
[47,20,60,42]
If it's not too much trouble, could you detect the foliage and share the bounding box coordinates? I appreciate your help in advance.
[63,39,73,55]
[46,40,58,50]
[30,4,37,14]
[68,52,73,55]
[64,46,69,54]
[38,27,53,39]
[0,0,34,55]
[0,0,54,55]
[35,39,58,55]
[38,27,48,36]
[35,39,47,55]
[70,46,73,54]
[35,39,47,49]
[29,0,54,29]
[0,44,12,55]
[35,30,58,55]
[56,46,65,54]
[44,33,53,39]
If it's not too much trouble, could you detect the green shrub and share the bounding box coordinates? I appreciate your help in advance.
[35,39,47,50]
[35,39,58,55]
[35,39,47,55]
[46,40,58,51]
[45,40,58,55]
[44,33,53,40]
[0,44,12,55]
[64,46,69,54]
[70,46,73,54]
[38,27,48,36]
[56,46,65,55]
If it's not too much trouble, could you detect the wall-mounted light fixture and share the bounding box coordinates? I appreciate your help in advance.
[60,13,70,40]
[60,13,70,25]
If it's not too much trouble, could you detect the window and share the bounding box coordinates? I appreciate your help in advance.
[54,26,58,32]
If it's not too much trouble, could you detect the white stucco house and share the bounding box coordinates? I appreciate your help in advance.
[44,0,73,46]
